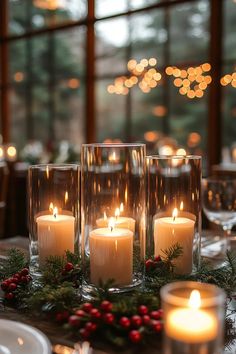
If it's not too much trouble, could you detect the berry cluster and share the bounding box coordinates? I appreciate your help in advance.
[145,255,162,271]
[61,301,163,343]
[61,262,74,275]
[1,268,31,300]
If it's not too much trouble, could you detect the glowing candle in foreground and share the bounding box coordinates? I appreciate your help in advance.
[166,289,218,343]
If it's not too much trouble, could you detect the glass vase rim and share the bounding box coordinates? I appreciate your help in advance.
[160,281,225,308]
[202,176,236,182]
[82,143,146,148]
[28,163,80,169]
[146,154,201,160]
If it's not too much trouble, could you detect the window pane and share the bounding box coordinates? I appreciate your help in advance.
[223,0,236,61]
[9,0,87,34]
[130,10,165,67]
[96,18,129,76]
[95,0,128,18]
[169,0,209,64]
[54,80,85,145]
[96,80,126,141]
[9,40,27,84]
[10,85,27,146]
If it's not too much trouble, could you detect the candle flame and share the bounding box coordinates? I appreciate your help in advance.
[53,207,58,219]
[180,201,184,211]
[172,208,178,221]
[49,202,54,212]
[46,165,49,179]
[65,191,68,204]
[120,203,124,213]
[109,217,115,232]
[115,208,120,219]
[104,211,107,220]
[188,290,201,310]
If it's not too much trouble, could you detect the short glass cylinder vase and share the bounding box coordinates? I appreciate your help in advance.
[28,164,80,276]
[160,281,226,354]
[81,143,146,297]
[146,155,201,274]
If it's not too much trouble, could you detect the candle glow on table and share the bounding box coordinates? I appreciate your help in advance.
[166,289,218,343]
[36,204,75,264]
[96,203,135,233]
[89,218,133,286]
[154,208,195,274]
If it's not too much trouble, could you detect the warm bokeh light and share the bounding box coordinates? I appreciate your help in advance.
[187,132,201,147]
[149,58,157,66]
[221,72,236,88]
[144,131,159,142]
[7,146,17,158]
[152,105,167,117]
[14,72,24,82]
[176,148,187,156]
[67,78,80,89]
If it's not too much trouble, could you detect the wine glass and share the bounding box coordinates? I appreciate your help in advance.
[202,177,236,256]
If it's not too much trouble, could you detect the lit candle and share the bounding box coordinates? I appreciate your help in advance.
[166,289,218,343]
[154,208,194,274]
[89,218,133,286]
[96,204,135,233]
[36,204,75,264]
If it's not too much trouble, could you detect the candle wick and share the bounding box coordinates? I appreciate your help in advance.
[110,226,113,232]
[173,215,176,222]
[54,212,57,219]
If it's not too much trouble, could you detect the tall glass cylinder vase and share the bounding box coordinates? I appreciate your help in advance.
[81,143,146,297]
[161,281,226,354]
[146,155,201,274]
[28,164,80,276]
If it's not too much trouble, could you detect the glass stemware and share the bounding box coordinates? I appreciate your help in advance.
[202,178,236,254]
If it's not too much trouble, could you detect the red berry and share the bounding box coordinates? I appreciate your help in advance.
[20,276,28,283]
[85,322,97,332]
[68,315,81,327]
[152,320,163,332]
[8,278,15,283]
[129,330,142,343]
[90,308,101,319]
[119,316,131,328]
[1,281,9,291]
[8,283,17,291]
[138,305,148,315]
[12,277,20,284]
[103,313,115,324]
[20,268,29,276]
[100,300,113,312]
[82,302,93,312]
[79,328,90,339]
[145,259,154,269]
[157,309,163,318]
[14,273,20,278]
[150,310,161,320]
[61,311,70,320]
[64,262,74,272]
[5,292,14,300]
[131,315,142,328]
[142,315,151,325]
[55,313,64,322]
[75,309,86,318]
[26,275,32,282]
[154,255,161,262]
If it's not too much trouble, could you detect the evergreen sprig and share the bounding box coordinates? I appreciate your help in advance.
[0,248,27,281]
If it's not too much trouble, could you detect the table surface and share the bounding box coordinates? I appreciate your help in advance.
[0,236,235,354]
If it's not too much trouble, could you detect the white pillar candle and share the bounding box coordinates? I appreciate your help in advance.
[89,219,133,286]
[166,290,218,343]
[154,208,194,274]
[36,207,75,264]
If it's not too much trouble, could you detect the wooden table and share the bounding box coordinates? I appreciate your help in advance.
[0,236,235,354]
